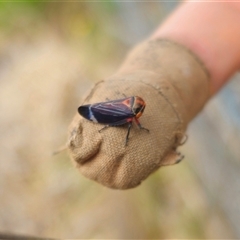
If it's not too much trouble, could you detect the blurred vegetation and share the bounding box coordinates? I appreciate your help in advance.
[0,2,119,43]
[0,1,124,81]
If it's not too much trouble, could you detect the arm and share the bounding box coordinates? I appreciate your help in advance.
[153,1,240,95]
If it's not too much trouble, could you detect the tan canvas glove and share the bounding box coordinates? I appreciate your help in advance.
[67,39,210,189]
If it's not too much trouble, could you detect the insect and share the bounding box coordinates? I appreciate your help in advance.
[78,96,149,145]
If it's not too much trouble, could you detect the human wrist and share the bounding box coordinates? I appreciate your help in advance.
[152,2,240,95]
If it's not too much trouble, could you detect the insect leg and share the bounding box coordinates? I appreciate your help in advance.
[134,117,149,132]
[125,121,133,146]
[99,125,110,133]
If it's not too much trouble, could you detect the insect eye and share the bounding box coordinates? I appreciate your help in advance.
[135,106,144,114]
[135,107,142,113]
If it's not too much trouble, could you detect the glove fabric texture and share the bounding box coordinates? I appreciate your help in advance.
[67,39,210,189]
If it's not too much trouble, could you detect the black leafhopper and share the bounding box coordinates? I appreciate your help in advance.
[78,96,149,145]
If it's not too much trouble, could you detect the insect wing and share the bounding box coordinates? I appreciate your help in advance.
[90,98,135,125]
[78,97,135,125]
[78,104,92,120]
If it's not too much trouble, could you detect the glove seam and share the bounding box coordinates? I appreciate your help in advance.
[149,38,211,80]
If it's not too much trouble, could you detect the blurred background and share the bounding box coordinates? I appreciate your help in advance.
[0,1,240,238]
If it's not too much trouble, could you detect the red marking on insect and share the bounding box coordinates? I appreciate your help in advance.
[78,96,149,145]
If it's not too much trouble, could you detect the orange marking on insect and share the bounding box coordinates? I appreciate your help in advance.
[122,98,131,107]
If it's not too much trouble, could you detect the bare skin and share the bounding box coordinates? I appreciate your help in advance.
[152,1,240,95]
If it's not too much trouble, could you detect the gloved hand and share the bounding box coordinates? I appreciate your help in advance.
[67,39,210,189]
